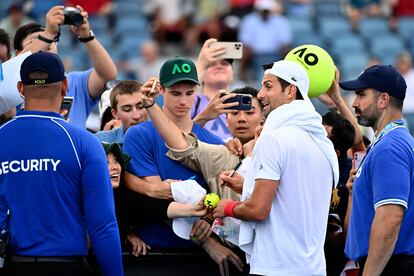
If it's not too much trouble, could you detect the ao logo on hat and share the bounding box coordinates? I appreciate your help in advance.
[172,63,192,75]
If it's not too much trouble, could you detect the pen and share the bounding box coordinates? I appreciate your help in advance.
[148,79,158,98]
[228,160,243,177]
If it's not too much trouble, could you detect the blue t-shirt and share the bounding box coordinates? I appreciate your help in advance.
[0,110,123,275]
[67,69,99,128]
[123,121,223,248]
[345,127,414,260]
[94,127,125,147]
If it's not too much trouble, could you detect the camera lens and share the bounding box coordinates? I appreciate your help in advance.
[70,13,84,26]
[242,96,251,105]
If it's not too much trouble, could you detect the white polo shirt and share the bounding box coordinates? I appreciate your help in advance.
[248,125,332,276]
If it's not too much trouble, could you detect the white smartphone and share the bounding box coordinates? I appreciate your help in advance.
[354,151,366,169]
[210,42,243,59]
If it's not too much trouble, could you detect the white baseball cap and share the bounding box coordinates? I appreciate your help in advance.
[254,0,278,11]
[264,60,311,104]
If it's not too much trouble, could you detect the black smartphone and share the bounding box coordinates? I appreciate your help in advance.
[60,96,74,119]
[220,93,252,110]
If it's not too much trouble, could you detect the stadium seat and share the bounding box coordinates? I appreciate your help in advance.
[397,17,414,41]
[338,52,369,80]
[318,16,352,38]
[359,18,391,38]
[288,17,314,38]
[115,17,149,35]
[369,35,405,61]
[329,34,366,59]
[292,31,327,49]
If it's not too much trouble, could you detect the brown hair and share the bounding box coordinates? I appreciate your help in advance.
[109,80,143,110]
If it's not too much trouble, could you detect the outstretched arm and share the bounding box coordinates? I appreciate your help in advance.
[327,67,365,153]
[141,78,189,150]
[69,5,117,99]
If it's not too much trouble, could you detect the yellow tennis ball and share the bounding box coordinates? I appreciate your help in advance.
[204,193,220,208]
[285,44,335,98]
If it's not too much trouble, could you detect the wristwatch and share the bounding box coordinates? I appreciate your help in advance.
[79,30,95,43]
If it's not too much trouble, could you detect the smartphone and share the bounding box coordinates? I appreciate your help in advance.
[220,93,252,110]
[60,96,74,119]
[210,42,243,59]
[354,151,366,169]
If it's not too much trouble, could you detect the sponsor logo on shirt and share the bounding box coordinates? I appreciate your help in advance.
[0,159,61,175]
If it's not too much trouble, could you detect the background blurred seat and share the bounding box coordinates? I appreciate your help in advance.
[359,18,391,38]
[338,51,369,80]
[318,16,352,39]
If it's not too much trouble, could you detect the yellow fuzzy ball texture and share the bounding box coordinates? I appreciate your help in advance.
[204,193,220,208]
[285,44,335,98]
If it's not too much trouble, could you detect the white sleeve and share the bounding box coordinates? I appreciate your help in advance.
[253,132,284,181]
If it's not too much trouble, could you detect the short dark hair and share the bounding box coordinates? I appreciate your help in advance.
[0,28,11,60]
[277,77,303,100]
[322,112,355,157]
[389,95,403,110]
[13,23,44,51]
[230,86,263,111]
[110,80,143,109]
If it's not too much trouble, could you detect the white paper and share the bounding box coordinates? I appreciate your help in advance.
[0,52,31,115]
[171,180,206,240]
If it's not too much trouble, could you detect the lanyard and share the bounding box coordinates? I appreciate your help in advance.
[370,120,405,149]
[357,120,405,169]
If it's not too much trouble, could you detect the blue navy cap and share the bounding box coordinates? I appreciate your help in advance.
[339,65,407,101]
[20,52,65,85]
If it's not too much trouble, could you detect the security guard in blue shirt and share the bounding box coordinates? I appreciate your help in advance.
[0,52,123,275]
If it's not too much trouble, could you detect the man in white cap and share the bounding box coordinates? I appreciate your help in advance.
[214,60,339,275]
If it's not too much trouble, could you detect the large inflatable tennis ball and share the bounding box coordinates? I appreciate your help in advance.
[285,44,335,98]
[204,193,220,208]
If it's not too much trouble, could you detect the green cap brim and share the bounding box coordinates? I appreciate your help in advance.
[162,77,200,88]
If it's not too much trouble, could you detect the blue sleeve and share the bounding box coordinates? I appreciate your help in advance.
[80,134,123,276]
[371,146,411,209]
[94,130,112,143]
[66,69,99,128]
[123,124,159,177]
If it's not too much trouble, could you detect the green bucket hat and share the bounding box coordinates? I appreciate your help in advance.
[101,142,131,170]
[159,56,199,88]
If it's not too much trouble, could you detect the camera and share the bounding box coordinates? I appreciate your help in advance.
[63,7,84,26]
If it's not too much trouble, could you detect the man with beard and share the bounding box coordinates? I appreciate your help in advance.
[213,60,339,275]
[340,64,414,275]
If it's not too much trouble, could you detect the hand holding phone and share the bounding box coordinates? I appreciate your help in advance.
[220,92,252,110]
[60,96,74,120]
